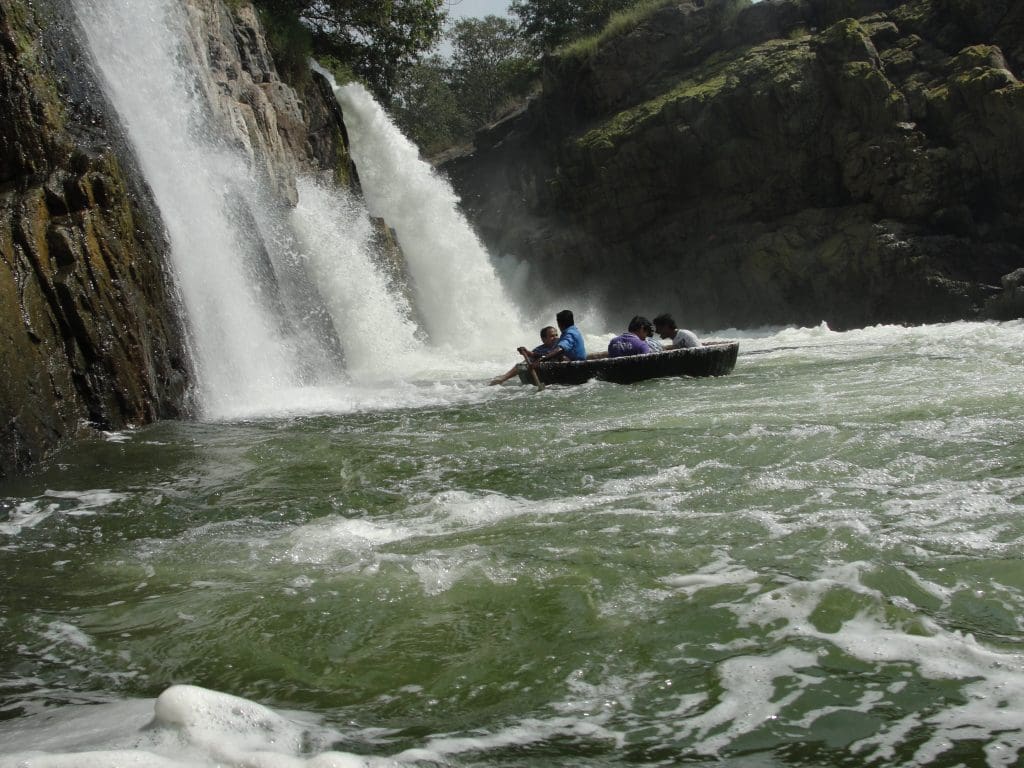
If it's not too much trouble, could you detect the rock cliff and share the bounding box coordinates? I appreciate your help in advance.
[1,0,189,479]
[443,0,1024,330]
[0,0,358,479]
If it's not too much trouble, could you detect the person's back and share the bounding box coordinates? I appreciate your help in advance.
[554,309,587,361]
[672,328,701,348]
[642,319,664,352]
[608,332,649,357]
[609,316,655,358]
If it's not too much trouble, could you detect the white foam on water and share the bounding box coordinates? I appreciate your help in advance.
[396,715,622,764]
[284,515,419,562]
[1,490,130,537]
[691,561,1024,765]
[0,683,629,768]
[41,621,96,652]
[199,376,535,421]
[0,500,59,535]
[661,552,762,598]
[672,646,823,755]
[43,489,130,515]
[0,685,378,768]
[274,487,670,596]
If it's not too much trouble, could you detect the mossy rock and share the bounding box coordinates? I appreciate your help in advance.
[0,0,190,479]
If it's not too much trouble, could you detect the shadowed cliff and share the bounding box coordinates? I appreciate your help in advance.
[0,0,190,479]
[442,0,1024,330]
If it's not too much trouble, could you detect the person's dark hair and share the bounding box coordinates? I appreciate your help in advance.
[540,325,557,340]
[653,313,675,328]
[628,315,651,333]
[556,309,574,327]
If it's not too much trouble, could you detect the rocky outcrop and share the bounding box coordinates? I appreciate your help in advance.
[183,0,357,201]
[0,0,189,479]
[443,0,1024,330]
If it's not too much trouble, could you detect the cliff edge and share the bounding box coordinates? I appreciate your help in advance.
[443,0,1024,329]
[0,0,190,479]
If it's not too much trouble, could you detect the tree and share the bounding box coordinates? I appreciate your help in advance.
[391,56,469,155]
[448,16,533,125]
[509,0,636,54]
[391,16,537,155]
[253,0,447,101]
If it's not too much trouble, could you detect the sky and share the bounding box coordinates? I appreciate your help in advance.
[436,0,511,56]
[445,0,511,21]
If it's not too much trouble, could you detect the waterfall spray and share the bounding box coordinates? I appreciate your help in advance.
[325,79,527,354]
[75,0,530,417]
[73,0,337,417]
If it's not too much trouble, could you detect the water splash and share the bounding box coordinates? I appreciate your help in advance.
[326,79,527,353]
[290,177,426,381]
[74,0,530,418]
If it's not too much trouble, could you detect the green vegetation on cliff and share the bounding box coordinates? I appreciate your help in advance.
[250,0,446,98]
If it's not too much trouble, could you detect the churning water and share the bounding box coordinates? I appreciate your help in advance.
[2,321,1024,767]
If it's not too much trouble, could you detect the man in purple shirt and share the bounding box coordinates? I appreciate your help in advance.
[608,316,656,357]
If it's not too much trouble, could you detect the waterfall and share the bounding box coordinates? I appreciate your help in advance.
[73,0,529,417]
[289,177,424,380]
[327,80,526,353]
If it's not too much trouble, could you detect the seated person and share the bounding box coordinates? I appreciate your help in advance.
[489,326,561,385]
[533,309,587,364]
[608,316,656,357]
[653,313,701,348]
[643,319,665,352]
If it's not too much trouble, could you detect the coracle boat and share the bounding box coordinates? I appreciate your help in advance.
[517,341,739,386]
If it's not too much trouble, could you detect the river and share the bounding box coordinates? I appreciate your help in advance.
[2,319,1023,767]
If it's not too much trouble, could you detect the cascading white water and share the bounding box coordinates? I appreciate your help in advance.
[329,80,527,354]
[74,0,324,418]
[289,177,425,380]
[74,0,532,415]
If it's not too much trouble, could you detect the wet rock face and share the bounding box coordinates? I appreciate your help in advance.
[184,0,356,200]
[0,0,191,479]
[443,0,1024,329]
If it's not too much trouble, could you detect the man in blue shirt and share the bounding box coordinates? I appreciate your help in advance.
[534,309,587,364]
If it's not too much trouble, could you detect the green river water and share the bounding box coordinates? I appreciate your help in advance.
[1,321,1023,767]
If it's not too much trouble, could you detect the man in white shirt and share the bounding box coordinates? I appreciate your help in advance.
[653,313,701,349]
